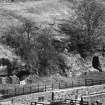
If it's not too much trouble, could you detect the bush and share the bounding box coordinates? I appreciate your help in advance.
[58,0,105,58]
[1,20,67,76]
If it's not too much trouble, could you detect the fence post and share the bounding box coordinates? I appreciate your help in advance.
[85,79,87,86]
[59,82,60,89]
[14,88,16,96]
[52,82,53,90]
[72,80,73,87]
[103,79,105,84]
[11,98,13,104]
[80,97,83,105]
[6,89,8,96]
[65,82,67,88]
[30,86,32,93]
[100,80,102,84]
[15,88,16,96]
[38,83,39,92]
[91,79,94,86]
[51,92,54,101]
[45,83,46,91]
[23,87,24,95]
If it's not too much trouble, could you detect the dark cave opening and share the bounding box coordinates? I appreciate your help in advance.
[16,70,30,81]
[92,56,102,72]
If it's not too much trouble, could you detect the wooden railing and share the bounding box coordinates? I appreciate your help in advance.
[85,79,105,86]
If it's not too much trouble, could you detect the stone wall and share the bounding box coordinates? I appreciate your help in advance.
[10,84,105,105]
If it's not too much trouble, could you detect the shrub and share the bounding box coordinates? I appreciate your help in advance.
[58,0,105,58]
[1,20,67,76]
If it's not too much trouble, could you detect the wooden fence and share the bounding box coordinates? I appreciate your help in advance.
[1,80,84,98]
[85,79,105,86]
[1,79,105,99]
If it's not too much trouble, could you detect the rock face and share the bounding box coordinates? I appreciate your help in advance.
[10,75,20,84]
[0,44,19,61]
[0,44,23,81]
[62,53,90,77]
[99,56,105,71]
[62,52,105,78]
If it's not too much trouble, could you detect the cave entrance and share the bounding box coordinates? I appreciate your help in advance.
[92,56,102,72]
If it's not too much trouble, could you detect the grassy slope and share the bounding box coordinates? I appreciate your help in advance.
[0,0,73,64]
[0,0,74,24]
[0,0,76,80]
[0,1,105,103]
[0,0,104,83]
[0,0,74,58]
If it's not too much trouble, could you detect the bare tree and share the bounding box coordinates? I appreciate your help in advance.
[58,0,105,58]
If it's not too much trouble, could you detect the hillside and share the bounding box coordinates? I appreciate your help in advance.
[0,0,74,27]
[0,0,105,81]
[0,0,76,75]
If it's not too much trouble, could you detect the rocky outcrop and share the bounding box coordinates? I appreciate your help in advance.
[61,53,90,77]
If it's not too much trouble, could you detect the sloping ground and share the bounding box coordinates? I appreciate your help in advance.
[0,0,104,79]
[0,0,75,38]
[0,0,77,76]
[0,0,74,71]
[0,9,20,36]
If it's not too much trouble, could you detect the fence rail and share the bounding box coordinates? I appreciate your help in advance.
[85,79,105,86]
[1,79,105,99]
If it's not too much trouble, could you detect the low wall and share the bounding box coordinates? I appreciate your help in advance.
[7,84,105,105]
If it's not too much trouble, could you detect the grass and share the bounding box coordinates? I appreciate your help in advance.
[0,0,77,78]
[0,0,75,32]
[0,1,105,105]
[0,0,105,93]
[0,0,74,73]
